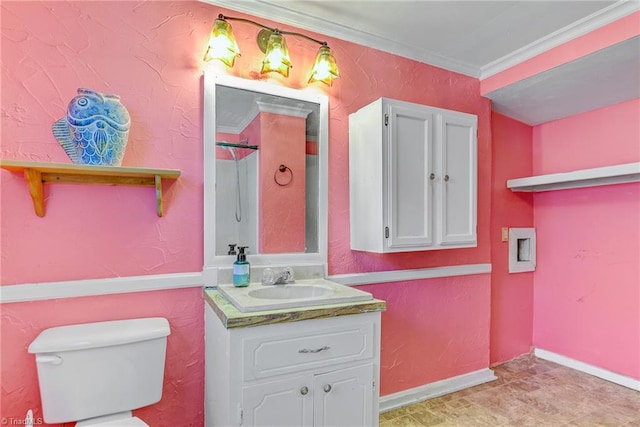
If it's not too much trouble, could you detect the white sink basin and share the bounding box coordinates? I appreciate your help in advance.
[217,278,373,313]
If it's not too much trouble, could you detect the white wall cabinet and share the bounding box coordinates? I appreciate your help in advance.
[205,306,381,426]
[349,97,477,253]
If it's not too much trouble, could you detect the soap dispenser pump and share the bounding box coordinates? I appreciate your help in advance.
[233,246,250,287]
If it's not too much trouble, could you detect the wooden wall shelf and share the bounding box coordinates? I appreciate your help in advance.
[0,159,180,217]
[507,162,640,192]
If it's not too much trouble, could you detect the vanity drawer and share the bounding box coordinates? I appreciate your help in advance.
[241,319,374,381]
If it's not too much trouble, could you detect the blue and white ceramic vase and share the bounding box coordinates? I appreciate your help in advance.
[52,88,131,166]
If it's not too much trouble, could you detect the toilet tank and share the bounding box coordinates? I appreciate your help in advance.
[28,317,170,423]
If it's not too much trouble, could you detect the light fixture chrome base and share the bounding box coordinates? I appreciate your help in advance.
[256,29,274,53]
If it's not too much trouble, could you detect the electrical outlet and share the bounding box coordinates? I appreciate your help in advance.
[501,227,509,242]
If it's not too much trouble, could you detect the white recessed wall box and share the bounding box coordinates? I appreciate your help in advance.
[509,227,536,273]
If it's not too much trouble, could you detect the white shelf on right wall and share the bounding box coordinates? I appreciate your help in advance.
[507,162,640,192]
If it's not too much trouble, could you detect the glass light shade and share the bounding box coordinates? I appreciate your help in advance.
[203,18,241,66]
[261,32,292,77]
[308,45,340,86]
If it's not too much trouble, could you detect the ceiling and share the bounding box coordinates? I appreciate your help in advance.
[204,0,640,125]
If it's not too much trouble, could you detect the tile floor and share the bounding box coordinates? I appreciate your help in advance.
[379,354,640,426]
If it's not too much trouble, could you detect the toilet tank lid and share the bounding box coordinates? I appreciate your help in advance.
[28,317,170,354]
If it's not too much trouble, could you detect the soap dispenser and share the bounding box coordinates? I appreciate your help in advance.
[233,246,250,287]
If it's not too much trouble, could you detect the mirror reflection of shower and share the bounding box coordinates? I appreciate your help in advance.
[218,139,247,222]
[215,139,259,255]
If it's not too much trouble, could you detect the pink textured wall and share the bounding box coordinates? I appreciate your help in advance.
[489,113,534,364]
[258,112,306,253]
[327,54,492,275]
[1,1,211,423]
[202,13,493,395]
[532,98,640,174]
[320,24,493,392]
[1,0,494,420]
[532,99,640,379]
[0,288,204,426]
[481,12,640,94]
[286,6,493,394]
[360,275,491,396]
[1,1,206,284]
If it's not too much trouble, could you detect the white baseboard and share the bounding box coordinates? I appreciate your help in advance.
[534,348,640,391]
[379,368,497,413]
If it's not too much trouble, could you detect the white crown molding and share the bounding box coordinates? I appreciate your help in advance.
[379,368,497,413]
[217,124,242,134]
[202,0,638,80]
[480,0,640,79]
[200,0,480,77]
[256,100,312,118]
[234,104,260,133]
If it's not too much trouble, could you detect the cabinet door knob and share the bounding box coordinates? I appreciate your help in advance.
[300,386,309,395]
[444,174,450,182]
[323,384,332,393]
[429,173,435,181]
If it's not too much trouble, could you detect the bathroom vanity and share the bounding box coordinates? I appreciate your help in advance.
[202,75,386,425]
[204,287,385,427]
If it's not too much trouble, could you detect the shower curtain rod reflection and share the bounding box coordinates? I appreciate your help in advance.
[216,141,259,150]
[216,139,258,224]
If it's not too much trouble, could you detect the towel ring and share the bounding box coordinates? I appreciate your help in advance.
[274,164,293,186]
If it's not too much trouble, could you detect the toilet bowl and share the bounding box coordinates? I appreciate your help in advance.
[28,318,170,426]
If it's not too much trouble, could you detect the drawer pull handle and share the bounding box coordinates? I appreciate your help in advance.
[300,386,309,396]
[323,384,332,393]
[444,174,450,182]
[298,345,330,354]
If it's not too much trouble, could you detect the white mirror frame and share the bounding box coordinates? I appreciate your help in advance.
[203,73,329,281]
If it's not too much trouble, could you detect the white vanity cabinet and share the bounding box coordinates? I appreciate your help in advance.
[242,364,373,426]
[349,97,478,253]
[205,303,381,426]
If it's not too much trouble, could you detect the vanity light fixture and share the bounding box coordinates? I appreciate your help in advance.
[261,30,292,77]
[203,14,340,86]
[203,16,241,66]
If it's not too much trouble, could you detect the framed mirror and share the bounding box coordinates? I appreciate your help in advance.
[203,73,328,275]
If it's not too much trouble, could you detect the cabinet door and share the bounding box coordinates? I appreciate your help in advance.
[387,103,434,250]
[437,111,477,246]
[313,364,375,427]
[242,374,313,427]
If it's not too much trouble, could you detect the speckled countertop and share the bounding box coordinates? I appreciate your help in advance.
[204,288,386,329]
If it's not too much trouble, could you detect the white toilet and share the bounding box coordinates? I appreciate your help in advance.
[28,317,171,426]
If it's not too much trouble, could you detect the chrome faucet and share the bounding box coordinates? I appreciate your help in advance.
[261,267,295,285]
